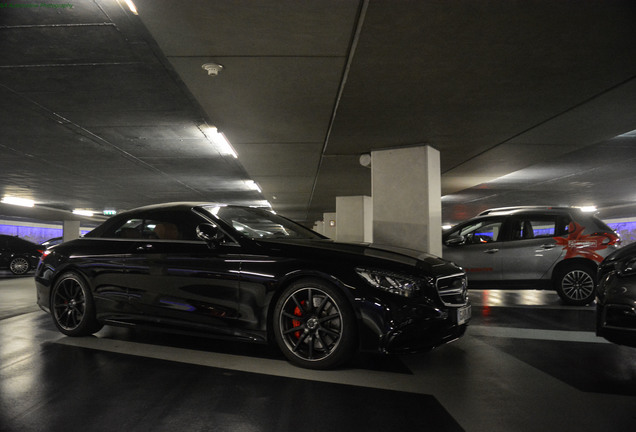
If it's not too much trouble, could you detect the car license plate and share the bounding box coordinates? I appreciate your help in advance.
[457,304,471,325]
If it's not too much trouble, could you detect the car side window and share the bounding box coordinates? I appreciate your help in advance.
[511,217,559,240]
[529,219,556,238]
[113,219,144,239]
[560,216,573,236]
[447,220,503,245]
[144,211,202,241]
[143,220,178,240]
[103,211,203,241]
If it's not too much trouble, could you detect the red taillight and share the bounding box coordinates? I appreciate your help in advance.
[37,249,45,255]
[601,232,621,246]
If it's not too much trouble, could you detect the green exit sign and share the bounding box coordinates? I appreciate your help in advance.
[103,210,117,216]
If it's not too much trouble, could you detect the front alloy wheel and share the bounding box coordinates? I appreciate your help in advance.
[555,266,596,306]
[51,272,102,336]
[273,279,356,369]
[9,257,30,275]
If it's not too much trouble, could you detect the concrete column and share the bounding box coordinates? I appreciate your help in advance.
[63,220,81,242]
[313,220,325,235]
[322,212,337,239]
[335,196,372,243]
[371,145,442,256]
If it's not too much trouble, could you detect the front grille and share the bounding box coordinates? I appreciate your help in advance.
[436,273,468,306]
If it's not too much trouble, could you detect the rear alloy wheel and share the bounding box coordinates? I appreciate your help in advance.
[273,279,356,369]
[555,266,596,306]
[51,272,102,336]
[9,257,30,275]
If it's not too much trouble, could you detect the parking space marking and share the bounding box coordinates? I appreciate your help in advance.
[54,336,432,394]
[468,325,609,343]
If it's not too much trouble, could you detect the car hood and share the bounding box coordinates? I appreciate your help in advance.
[254,238,460,276]
[603,241,636,263]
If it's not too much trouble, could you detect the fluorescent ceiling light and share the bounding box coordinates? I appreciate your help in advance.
[124,0,138,15]
[201,126,238,158]
[1,196,34,207]
[578,206,597,213]
[73,209,94,217]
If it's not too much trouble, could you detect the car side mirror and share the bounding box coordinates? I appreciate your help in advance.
[445,236,465,246]
[196,223,222,248]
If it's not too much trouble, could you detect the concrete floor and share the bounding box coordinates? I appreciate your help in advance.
[0,273,634,431]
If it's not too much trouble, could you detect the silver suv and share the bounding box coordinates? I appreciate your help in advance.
[442,207,620,305]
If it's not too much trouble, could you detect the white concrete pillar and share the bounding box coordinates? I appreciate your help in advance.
[322,212,337,239]
[371,145,442,256]
[313,220,325,235]
[63,220,81,242]
[335,196,372,243]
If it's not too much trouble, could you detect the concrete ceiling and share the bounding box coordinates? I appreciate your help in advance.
[1,0,636,227]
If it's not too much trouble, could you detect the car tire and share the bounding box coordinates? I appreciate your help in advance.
[50,272,103,336]
[273,278,357,369]
[554,264,596,306]
[9,257,30,275]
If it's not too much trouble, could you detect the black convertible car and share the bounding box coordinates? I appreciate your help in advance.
[35,203,470,369]
[596,242,636,348]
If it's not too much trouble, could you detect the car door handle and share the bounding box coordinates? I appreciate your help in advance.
[136,244,153,251]
[484,248,499,254]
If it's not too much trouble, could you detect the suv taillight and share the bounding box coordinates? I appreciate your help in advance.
[601,232,621,246]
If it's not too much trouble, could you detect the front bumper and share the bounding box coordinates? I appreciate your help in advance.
[595,274,636,347]
[358,295,471,353]
[596,303,636,347]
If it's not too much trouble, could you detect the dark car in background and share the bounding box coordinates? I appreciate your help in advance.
[0,234,44,275]
[35,202,470,369]
[443,206,620,305]
[596,242,636,347]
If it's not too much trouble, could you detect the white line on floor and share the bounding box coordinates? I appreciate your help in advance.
[468,325,609,343]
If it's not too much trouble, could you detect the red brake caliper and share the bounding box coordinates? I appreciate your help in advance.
[292,301,305,339]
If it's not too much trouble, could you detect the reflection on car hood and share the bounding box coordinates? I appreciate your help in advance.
[603,241,636,263]
[255,238,457,274]
[364,243,446,265]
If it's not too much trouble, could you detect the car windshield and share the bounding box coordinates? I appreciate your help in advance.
[200,205,323,240]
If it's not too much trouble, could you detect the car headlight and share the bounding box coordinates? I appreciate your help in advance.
[355,268,426,298]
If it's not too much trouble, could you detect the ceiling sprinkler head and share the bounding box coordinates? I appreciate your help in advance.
[202,63,223,76]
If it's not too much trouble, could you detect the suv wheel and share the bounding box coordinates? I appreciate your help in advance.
[554,264,596,306]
